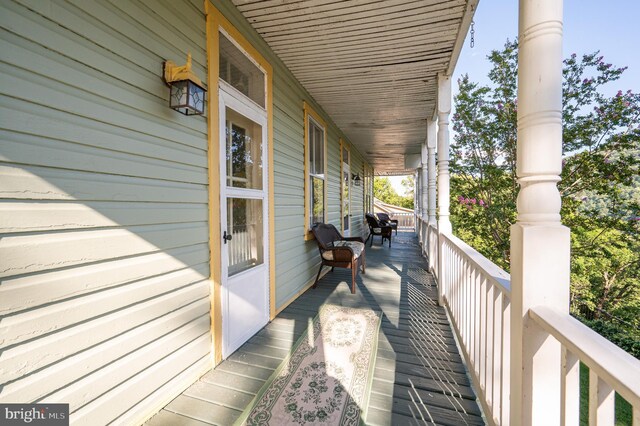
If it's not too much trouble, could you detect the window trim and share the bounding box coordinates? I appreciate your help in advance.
[340,139,351,235]
[303,101,327,240]
[363,164,374,214]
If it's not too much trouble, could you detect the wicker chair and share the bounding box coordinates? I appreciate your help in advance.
[365,213,393,247]
[311,223,366,294]
[376,212,399,235]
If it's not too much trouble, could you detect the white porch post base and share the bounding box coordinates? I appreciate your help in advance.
[510,224,570,425]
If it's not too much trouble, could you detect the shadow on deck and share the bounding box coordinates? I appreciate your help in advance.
[148,231,484,425]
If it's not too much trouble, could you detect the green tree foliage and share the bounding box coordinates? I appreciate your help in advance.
[451,39,640,348]
[374,177,414,209]
[400,175,415,198]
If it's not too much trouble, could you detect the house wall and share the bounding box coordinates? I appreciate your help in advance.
[0,0,211,424]
[0,0,370,423]
[212,1,370,310]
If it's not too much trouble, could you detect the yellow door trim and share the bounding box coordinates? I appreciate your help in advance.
[204,0,275,366]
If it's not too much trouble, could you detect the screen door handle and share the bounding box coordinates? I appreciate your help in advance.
[223,231,233,244]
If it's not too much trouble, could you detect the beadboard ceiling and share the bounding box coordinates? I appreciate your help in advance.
[232,0,477,174]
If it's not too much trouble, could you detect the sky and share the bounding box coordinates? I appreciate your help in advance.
[453,0,640,93]
[389,0,640,195]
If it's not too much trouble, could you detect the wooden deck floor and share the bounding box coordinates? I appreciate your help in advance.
[148,231,484,426]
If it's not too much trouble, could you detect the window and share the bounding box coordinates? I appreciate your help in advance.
[363,165,373,213]
[219,32,266,108]
[225,108,263,189]
[340,141,350,235]
[304,102,327,239]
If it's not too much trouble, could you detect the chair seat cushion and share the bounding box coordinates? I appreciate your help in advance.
[321,240,365,261]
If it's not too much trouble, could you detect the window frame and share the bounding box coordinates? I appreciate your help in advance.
[363,164,374,214]
[340,139,351,235]
[303,101,328,240]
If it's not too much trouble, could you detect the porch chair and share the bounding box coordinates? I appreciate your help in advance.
[311,223,366,294]
[365,213,393,248]
[376,212,398,235]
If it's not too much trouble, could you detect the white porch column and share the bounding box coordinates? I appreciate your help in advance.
[510,1,569,425]
[415,168,420,217]
[436,75,452,234]
[427,119,438,225]
[420,140,429,251]
[436,74,452,305]
[426,119,438,271]
[414,169,421,235]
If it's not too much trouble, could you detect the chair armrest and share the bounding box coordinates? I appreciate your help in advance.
[343,236,365,243]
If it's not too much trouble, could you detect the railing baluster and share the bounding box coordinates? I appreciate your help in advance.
[502,297,511,425]
[466,260,473,369]
[474,265,481,377]
[493,290,503,423]
[453,248,458,331]
[455,248,459,328]
[486,282,495,408]
[589,370,615,426]
[479,274,487,390]
[561,347,580,426]
[464,257,470,351]
[448,246,453,316]
[470,262,476,355]
[467,259,472,352]
[446,242,450,302]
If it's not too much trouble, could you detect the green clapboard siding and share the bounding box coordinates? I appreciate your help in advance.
[0,0,210,424]
[213,0,371,310]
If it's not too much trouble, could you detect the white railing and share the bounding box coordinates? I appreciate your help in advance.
[427,229,640,425]
[529,306,640,425]
[389,212,414,229]
[438,232,512,425]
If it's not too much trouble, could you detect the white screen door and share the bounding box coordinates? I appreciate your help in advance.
[219,83,269,358]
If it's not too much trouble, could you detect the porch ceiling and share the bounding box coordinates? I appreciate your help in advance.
[232,0,477,174]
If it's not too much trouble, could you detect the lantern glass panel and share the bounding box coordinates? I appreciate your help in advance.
[188,81,205,115]
[170,80,188,110]
[170,80,206,115]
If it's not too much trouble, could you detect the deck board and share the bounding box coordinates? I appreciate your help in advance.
[147,232,485,425]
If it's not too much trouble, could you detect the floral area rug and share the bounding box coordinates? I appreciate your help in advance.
[235,304,382,426]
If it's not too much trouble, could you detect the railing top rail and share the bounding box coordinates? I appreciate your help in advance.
[529,306,640,407]
[440,232,511,296]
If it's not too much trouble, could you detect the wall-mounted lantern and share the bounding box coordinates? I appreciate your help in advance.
[352,173,361,186]
[163,53,207,115]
